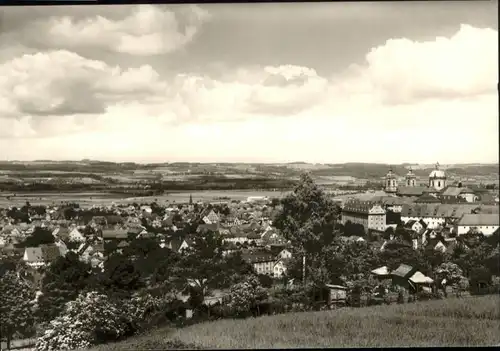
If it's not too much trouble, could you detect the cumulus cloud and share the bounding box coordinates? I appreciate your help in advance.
[247,65,329,115]
[0,17,497,164]
[360,24,498,105]
[0,50,167,120]
[18,5,211,56]
[168,65,330,121]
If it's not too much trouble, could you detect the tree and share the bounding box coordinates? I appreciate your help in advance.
[257,274,274,288]
[343,222,365,237]
[7,207,30,223]
[30,205,47,216]
[469,266,492,292]
[339,240,381,281]
[394,225,412,243]
[123,237,161,259]
[434,262,468,296]
[227,276,268,317]
[35,291,128,351]
[63,207,77,220]
[454,242,494,278]
[17,227,55,248]
[218,251,254,288]
[383,227,395,240]
[379,240,424,271]
[419,245,446,276]
[0,252,22,276]
[98,253,144,298]
[36,252,93,325]
[484,245,500,277]
[273,172,340,253]
[137,246,181,292]
[0,271,36,349]
[176,233,225,306]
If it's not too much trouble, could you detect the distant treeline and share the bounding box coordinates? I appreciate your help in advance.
[6,172,107,180]
[150,176,297,191]
[0,162,142,173]
[0,176,297,193]
[337,182,385,191]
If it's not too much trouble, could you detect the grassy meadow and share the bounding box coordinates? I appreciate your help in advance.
[90,295,500,350]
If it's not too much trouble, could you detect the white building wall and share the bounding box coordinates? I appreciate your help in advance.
[368,214,386,231]
[402,216,445,229]
[459,193,478,203]
[387,205,403,213]
[457,225,499,236]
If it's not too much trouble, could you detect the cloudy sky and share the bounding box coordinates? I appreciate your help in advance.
[0,2,498,164]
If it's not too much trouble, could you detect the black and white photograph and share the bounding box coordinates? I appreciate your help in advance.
[0,1,499,350]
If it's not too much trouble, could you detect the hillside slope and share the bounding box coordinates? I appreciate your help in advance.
[91,295,500,350]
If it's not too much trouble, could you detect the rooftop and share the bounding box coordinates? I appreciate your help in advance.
[458,214,500,227]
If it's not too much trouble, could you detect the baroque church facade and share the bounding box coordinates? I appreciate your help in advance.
[385,163,448,197]
[383,163,479,203]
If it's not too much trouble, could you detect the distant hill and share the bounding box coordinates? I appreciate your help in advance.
[0,161,496,181]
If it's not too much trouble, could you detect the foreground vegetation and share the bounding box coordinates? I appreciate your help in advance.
[90,295,500,350]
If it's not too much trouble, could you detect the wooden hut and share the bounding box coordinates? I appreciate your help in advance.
[325,284,348,308]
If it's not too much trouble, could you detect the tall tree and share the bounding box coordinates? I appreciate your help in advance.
[17,227,55,248]
[379,240,424,271]
[274,172,340,253]
[36,252,93,325]
[0,272,35,349]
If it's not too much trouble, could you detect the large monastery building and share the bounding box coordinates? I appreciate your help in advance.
[383,162,480,203]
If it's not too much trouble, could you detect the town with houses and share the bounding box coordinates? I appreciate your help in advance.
[1,163,499,350]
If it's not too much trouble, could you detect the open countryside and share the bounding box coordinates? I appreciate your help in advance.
[1,1,499,350]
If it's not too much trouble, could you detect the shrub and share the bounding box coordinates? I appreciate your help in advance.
[416,290,435,301]
[122,292,174,333]
[397,290,405,304]
[227,276,268,317]
[35,291,128,351]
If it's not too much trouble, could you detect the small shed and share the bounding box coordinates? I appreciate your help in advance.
[371,266,391,280]
[409,271,434,292]
[391,264,418,292]
[325,284,348,306]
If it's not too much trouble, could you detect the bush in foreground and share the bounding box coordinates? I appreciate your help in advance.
[35,292,128,351]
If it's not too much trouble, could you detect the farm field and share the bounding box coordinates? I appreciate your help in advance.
[149,190,288,203]
[0,189,291,208]
[0,192,130,207]
[89,295,500,350]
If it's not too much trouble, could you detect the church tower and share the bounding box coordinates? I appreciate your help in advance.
[385,167,398,194]
[405,167,417,187]
[429,162,447,191]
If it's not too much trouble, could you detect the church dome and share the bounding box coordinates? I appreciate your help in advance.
[429,169,446,179]
[429,162,446,179]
